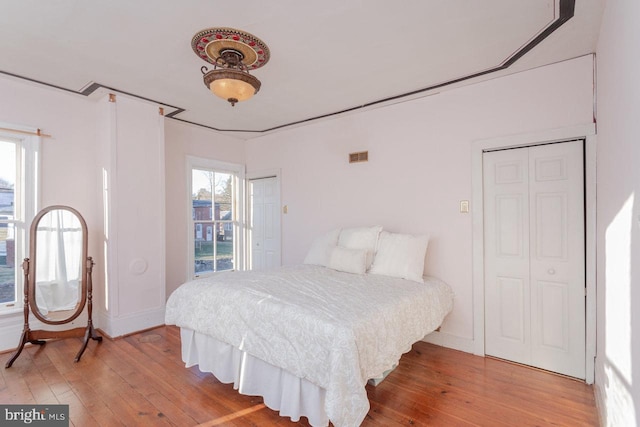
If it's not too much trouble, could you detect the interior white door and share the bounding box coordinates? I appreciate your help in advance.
[483,147,532,365]
[249,177,281,270]
[483,140,585,378]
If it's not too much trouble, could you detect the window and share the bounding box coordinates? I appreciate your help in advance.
[0,131,38,310]
[188,157,244,278]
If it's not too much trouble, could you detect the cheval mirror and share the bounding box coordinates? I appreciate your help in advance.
[5,205,101,368]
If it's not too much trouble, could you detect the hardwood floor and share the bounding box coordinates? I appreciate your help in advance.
[0,326,599,426]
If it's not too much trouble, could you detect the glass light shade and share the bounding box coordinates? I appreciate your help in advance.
[203,68,261,106]
[210,78,256,102]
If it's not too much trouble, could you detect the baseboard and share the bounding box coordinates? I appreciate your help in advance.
[422,330,475,354]
[96,307,165,339]
[594,382,607,427]
[0,310,93,353]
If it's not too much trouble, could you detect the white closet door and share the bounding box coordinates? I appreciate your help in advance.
[484,148,532,365]
[249,177,281,270]
[484,140,585,379]
[529,141,585,378]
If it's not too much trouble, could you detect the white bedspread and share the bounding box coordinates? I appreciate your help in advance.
[165,265,454,427]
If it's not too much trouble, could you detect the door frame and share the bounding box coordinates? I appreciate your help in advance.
[246,169,282,269]
[471,124,596,383]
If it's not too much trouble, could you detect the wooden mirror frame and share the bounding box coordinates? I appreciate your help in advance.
[5,205,102,368]
[28,205,88,324]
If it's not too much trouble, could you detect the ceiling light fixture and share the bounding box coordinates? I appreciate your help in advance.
[192,27,270,107]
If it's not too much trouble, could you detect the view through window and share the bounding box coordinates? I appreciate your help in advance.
[192,168,236,275]
[0,139,17,305]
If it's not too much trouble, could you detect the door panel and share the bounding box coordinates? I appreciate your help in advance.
[497,276,525,342]
[496,195,525,257]
[538,280,569,351]
[535,193,567,259]
[251,182,265,270]
[484,148,531,364]
[534,156,568,181]
[249,177,281,270]
[529,141,584,378]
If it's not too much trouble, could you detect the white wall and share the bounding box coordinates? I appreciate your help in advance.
[95,94,167,337]
[0,77,99,249]
[245,55,595,346]
[595,0,640,425]
[0,76,100,351]
[164,120,245,297]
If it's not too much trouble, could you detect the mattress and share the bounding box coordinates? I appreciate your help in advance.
[165,264,454,426]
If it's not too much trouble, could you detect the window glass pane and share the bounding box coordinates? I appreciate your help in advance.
[216,227,233,271]
[192,169,213,201]
[214,172,233,221]
[192,168,213,221]
[0,140,16,219]
[192,168,214,275]
[0,140,16,304]
[194,223,214,274]
[213,172,233,272]
[0,223,16,303]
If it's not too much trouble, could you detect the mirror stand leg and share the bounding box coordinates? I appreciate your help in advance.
[5,329,44,368]
[74,324,102,363]
[76,258,102,363]
[4,330,28,368]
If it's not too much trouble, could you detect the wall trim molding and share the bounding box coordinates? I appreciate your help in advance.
[96,307,165,339]
[422,331,475,354]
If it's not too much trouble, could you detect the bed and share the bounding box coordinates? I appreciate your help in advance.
[165,227,454,426]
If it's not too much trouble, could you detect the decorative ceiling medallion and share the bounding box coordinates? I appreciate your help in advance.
[191,27,270,70]
[192,27,270,106]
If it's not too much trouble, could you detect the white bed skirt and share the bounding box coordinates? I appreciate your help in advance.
[180,328,330,426]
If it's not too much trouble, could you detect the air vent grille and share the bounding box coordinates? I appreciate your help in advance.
[349,151,369,163]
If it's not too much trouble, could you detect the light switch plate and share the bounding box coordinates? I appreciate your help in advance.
[460,200,469,213]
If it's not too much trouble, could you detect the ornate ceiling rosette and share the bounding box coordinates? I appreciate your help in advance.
[191,27,270,70]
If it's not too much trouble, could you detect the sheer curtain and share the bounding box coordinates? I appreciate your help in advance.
[34,209,82,314]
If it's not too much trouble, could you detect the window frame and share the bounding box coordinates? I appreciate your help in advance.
[0,129,40,313]
[186,156,244,280]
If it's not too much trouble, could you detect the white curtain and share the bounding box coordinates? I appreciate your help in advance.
[34,209,82,314]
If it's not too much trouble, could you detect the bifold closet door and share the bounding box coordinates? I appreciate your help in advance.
[483,140,585,379]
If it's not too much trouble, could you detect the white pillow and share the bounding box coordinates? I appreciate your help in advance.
[303,228,341,267]
[327,246,368,275]
[337,226,383,269]
[369,231,430,282]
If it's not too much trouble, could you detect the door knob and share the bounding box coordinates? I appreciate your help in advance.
[548,268,556,275]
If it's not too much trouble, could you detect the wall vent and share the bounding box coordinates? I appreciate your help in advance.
[349,151,369,163]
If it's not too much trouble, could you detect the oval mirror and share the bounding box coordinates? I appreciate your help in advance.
[28,205,88,324]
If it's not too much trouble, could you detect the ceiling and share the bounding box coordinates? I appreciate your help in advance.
[0,1,604,137]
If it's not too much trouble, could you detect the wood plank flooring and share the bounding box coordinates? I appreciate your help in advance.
[0,326,599,426]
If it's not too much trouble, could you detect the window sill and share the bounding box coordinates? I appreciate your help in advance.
[194,269,235,280]
[0,307,23,318]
